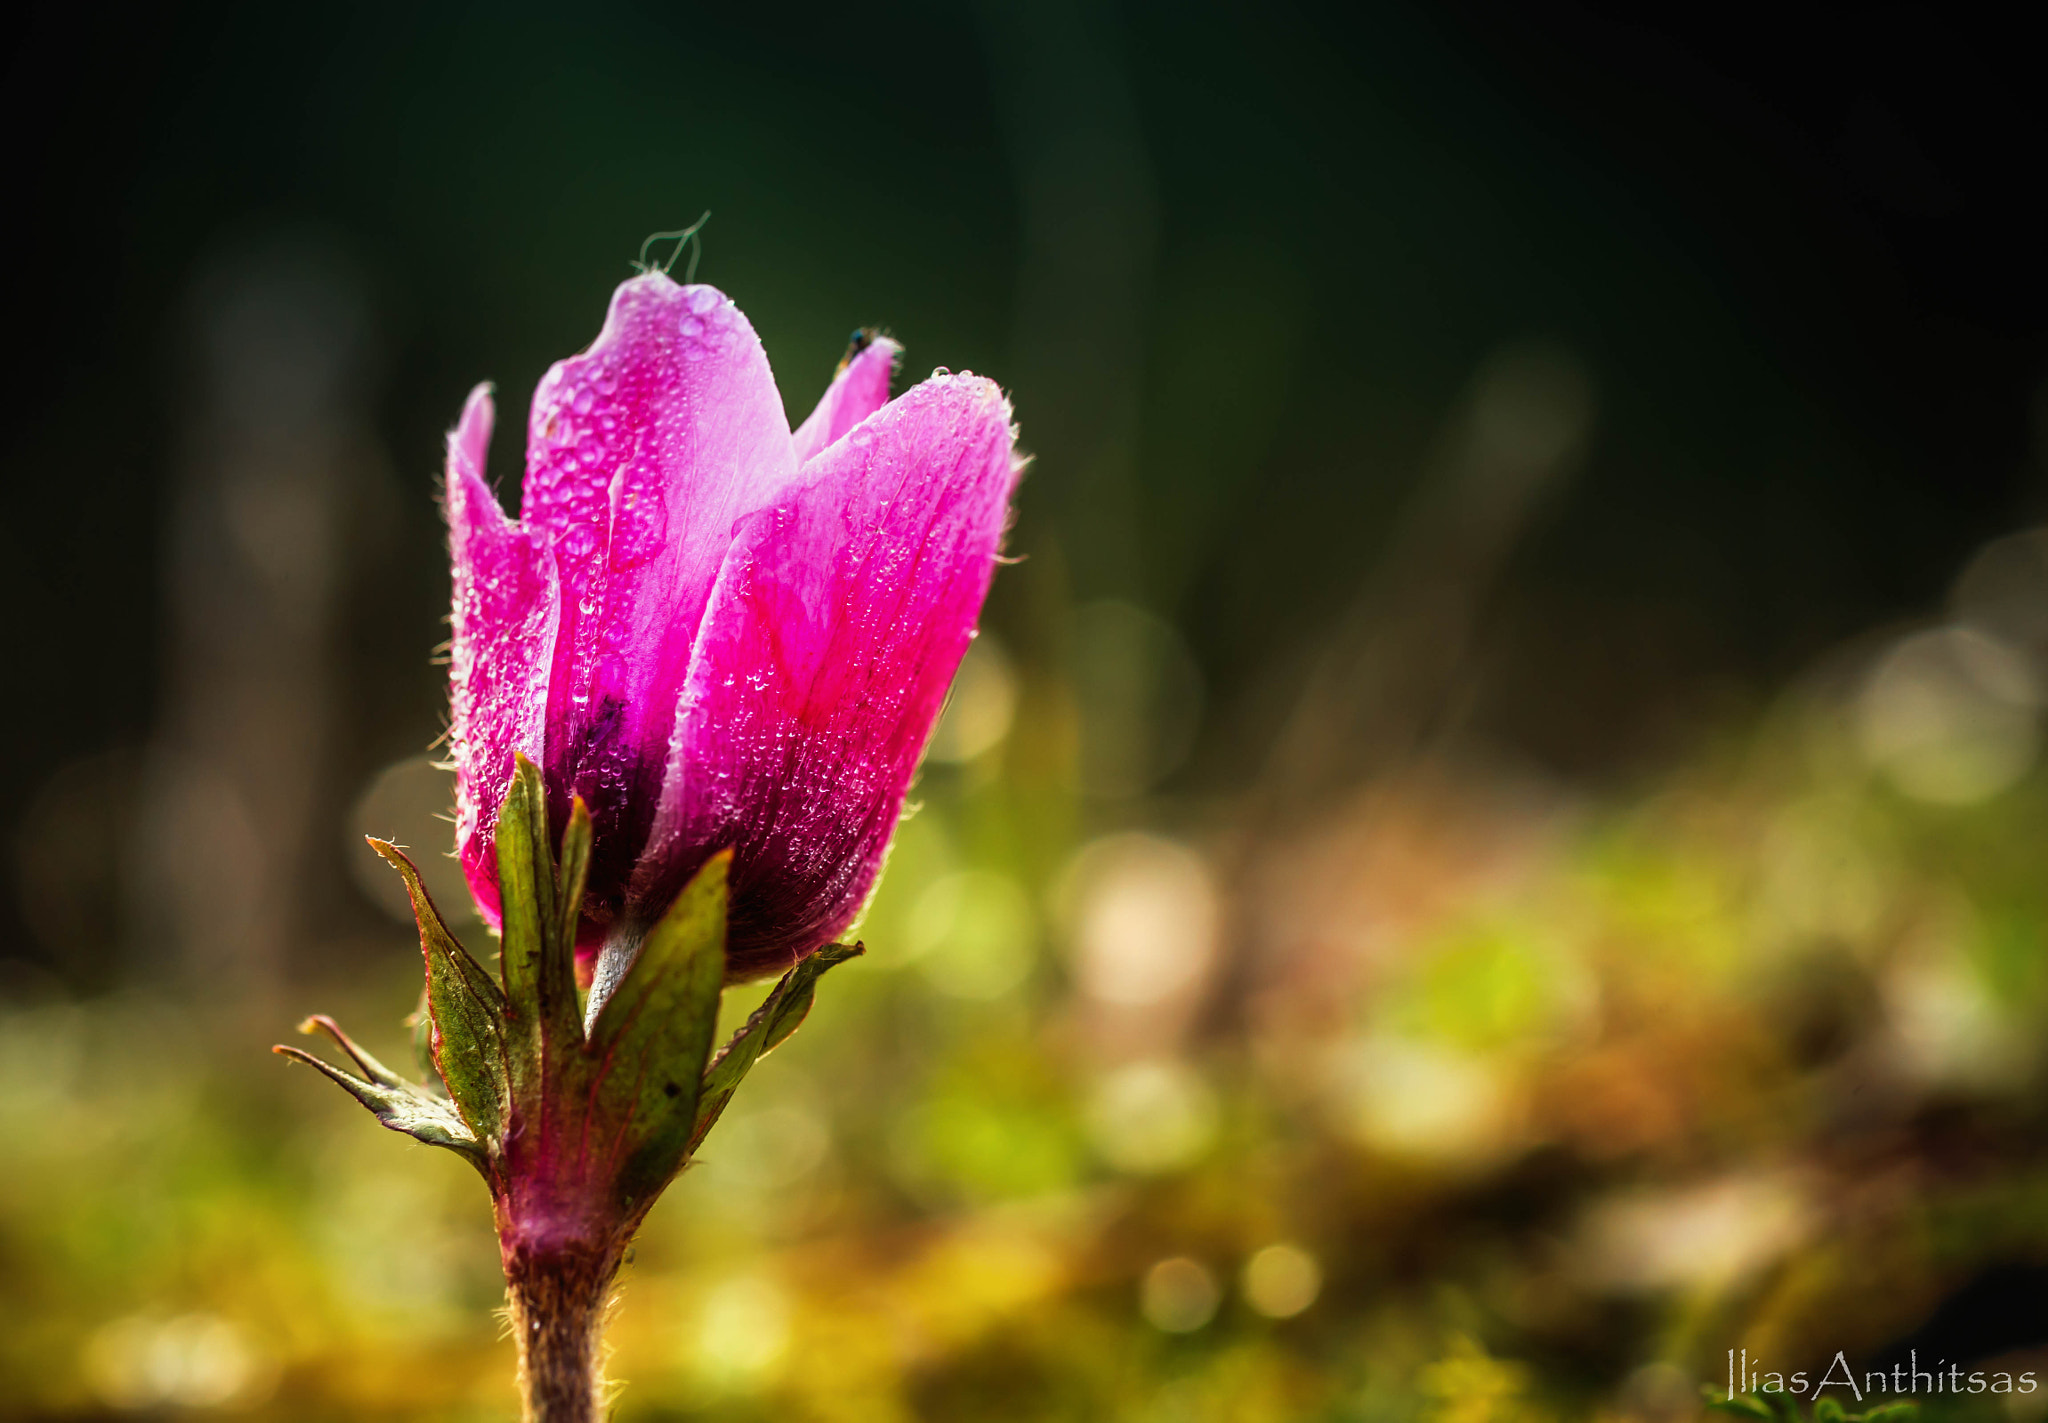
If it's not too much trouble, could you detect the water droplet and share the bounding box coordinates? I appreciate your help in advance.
[560,524,598,560]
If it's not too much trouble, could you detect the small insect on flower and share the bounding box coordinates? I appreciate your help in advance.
[839,326,885,373]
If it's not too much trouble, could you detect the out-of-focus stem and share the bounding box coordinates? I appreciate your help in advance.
[504,1240,621,1423]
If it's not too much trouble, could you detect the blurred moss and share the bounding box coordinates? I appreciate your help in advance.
[14,670,2048,1421]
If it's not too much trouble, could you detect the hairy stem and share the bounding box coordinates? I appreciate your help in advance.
[504,1241,621,1423]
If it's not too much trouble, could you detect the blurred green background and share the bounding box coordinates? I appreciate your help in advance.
[7,3,2048,1419]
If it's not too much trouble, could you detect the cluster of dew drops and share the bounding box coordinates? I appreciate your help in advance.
[527,284,740,573]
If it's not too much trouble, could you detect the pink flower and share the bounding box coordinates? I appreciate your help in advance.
[445,274,1019,980]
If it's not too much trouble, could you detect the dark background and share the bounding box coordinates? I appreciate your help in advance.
[5,0,2044,982]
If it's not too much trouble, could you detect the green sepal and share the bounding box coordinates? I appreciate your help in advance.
[586,851,732,1205]
[273,1017,485,1170]
[1702,1393,1775,1421]
[555,793,593,970]
[1814,1401,1847,1423]
[369,837,509,1149]
[495,757,585,1106]
[293,1012,410,1088]
[690,939,863,1156]
[293,798,864,1229]
[1856,1406,1920,1423]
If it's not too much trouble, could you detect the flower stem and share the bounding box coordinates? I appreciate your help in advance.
[504,1240,621,1423]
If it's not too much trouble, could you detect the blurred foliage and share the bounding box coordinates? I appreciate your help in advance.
[14,612,2048,1420]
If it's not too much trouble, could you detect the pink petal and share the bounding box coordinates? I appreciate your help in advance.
[520,275,800,905]
[636,371,1021,978]
[790,333,901,464]
[445,384,559,924]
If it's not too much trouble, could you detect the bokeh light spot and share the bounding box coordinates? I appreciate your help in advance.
[1854,626,2041,804]
[1241,1243,1322,1319]
[1141,1257,1220,1333]
[1062,834,1218,1006]
[83,1312,278,1411]
[1085,1059,1219,1174]
[689,1276,790,1393]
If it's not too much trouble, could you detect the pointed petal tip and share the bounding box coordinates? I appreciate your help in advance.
[620,269,727,299]
[837,332,902,390]
[847,332,903,370]
[449,384,496,480]
[894,371,1019,473]
[793,331,909,464]
[609,271,735,318]
[443,389,513,534]
[908,367,1009,412]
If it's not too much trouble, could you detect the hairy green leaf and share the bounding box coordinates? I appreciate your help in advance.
[496,760,553,1024]
[690,939,863,1156]
[273,1024,484,1171]
[370,837,507,1148]
[495,758,583,1113]
[586,851,731,1205]
[294,1013,409,1088]
[556,794,593,965]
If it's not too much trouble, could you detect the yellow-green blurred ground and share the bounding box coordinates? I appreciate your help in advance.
[12,611,2048,1422]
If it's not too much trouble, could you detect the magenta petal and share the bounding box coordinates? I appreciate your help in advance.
[790,334,901,465]
[445,384,559,924]
[520,275,800,909]
[637,372,1021,977]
